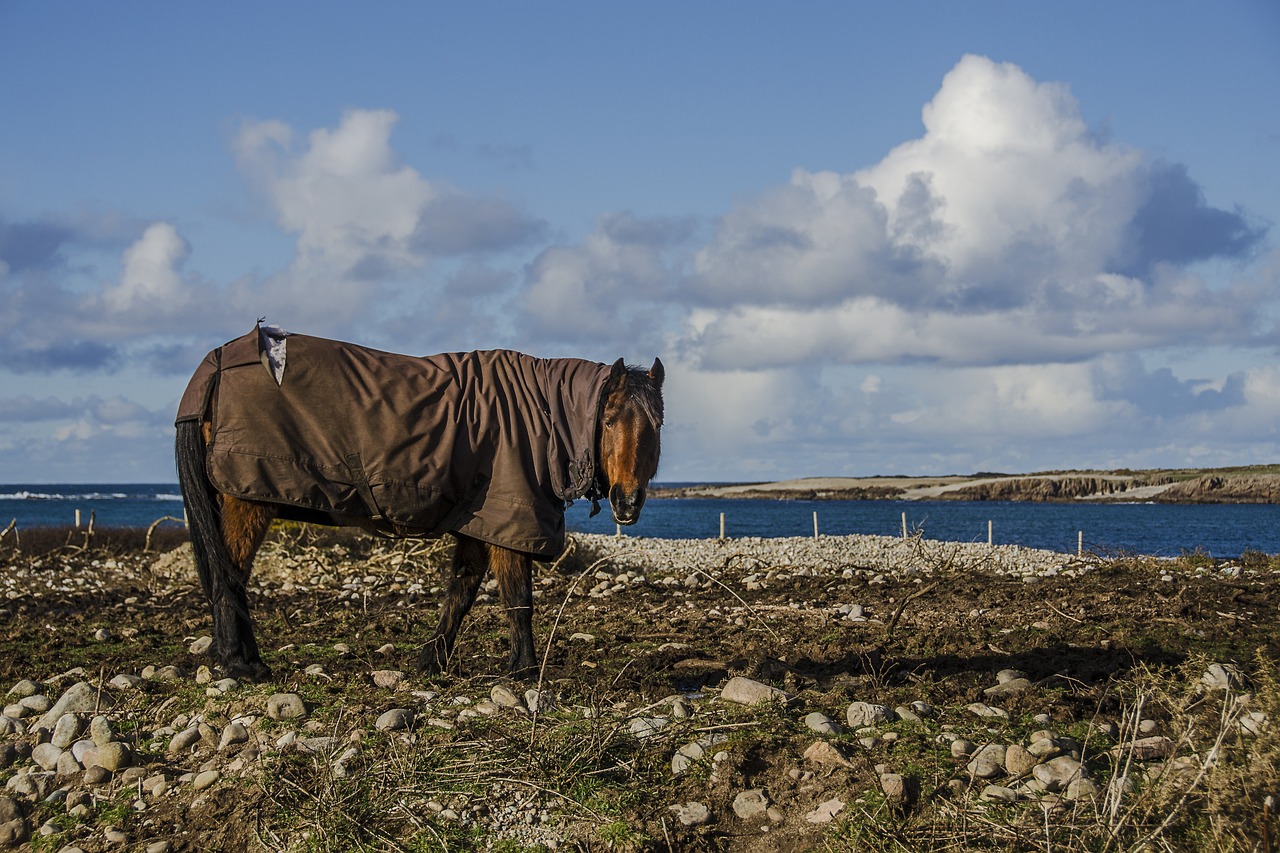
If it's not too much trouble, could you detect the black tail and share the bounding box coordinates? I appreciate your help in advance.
[175,420,229,605]
[175,420,271,680]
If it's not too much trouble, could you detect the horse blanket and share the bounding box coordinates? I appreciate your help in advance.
[175,326,613,557]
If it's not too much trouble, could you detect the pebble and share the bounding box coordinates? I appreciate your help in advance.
[804,797,845,823]
[966,702,1009,719]
[490,685,525,709]
[376,709,413,732]
[732,788,770,819]
[803,740,853,768]
[670,801,711,826]
[266,693,307,721]
[371,670,406,689]
[35,682,110,732]
[847,701,895,728]
[1032,755,1087,792]
[720,676,788,706]
[803,712,840,734]
[628,716,670,739]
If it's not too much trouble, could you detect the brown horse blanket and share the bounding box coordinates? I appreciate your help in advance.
[176,327,613,557]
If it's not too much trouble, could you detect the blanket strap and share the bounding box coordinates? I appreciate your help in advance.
[344,453,384,520]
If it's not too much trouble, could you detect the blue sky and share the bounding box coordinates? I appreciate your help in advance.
[1,2,1278,483]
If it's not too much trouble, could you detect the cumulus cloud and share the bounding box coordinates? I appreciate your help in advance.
[685,55,1266,370]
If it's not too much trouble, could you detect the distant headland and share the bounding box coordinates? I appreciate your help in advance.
[651,465,1280,504]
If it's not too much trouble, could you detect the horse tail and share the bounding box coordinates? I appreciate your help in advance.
[175,419,232,606]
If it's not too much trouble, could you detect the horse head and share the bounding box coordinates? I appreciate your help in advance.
[599,357,664,525]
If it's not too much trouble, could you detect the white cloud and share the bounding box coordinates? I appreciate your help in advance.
[103,223,192,312]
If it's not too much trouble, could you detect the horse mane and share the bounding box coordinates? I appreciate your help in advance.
[605,364,664,427]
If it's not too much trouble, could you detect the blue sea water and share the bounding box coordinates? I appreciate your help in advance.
[4,483,1279,558]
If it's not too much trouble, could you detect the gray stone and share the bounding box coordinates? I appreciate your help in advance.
[1032,755,1087,792]
[980,785,1019,803]
[218,721,250,752]
[803,712,840,734]
[880,773,908,803]
[628,716,670,739]
[846,701,895,728]
[35,682,112,732]
[6,771,56,799]
[524,690,555,713]
[375,708,413,732]
[188,636,213,655]
[732,788,770,819]
[1108,736,1174,761]
[1202,662,1243,692]
[18,695,50,714]
[370,670,405,689]
[996,668,1028,684]
[5,680,41,699]
[490,685,525,709]
[950,738,976,759]
[967,744,1006,779]
[670,802,711,826]
[984,678,1033,697]
[0,796,21,823]
[192,770,220,791]
[89,715,115,747]
[804,797,845,824]
[51,714,83,749]
[1066,778,1100,800]
[966,702,1009,719]
[56,751,81,776]
[0,744,17,771]
[721,676,787,706]
[169,727,202,754]
[803,740,853,768]
[266,693,307,721]
[32,743,64,771]
[0,817,29,849]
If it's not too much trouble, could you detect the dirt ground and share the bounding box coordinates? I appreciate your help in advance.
[1,526,1278,851]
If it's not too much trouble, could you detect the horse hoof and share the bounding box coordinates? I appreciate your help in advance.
[225,660,273,683]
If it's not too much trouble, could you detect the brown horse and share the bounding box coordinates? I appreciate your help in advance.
[175,327,663,681]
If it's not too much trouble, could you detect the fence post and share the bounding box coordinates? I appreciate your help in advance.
[988,519,993,546]
[720,512,726,540]
[813,511,819,541]
[1078,530,1083,557]
[901,512,907,539]
[75,508,81,528]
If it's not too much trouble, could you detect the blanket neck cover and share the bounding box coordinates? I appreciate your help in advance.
[176,326,614,558]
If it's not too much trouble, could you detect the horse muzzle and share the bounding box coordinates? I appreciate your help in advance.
[610,485,646,526]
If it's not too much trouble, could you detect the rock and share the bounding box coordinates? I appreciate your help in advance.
[32,743,64,771]
[996,668,1027,683]
[803,740,853,768]
[6,680,42,699]
[967,744,1006,779]
[0,817,29,848]
[96,742,132,772]
[0,745,16,771]
[219,721,250,752]
[669,802,711,826]
[189,636,213,655]
[370,670,405,689]
[1066,778,1100,800]
[803,712,840,734]
[569,632,596,643]
[375,709,413,732]
[169,727,202,754]
[1108,736,1174,761]
[35,682,109,732]
[490,685,525,709]
[1202,663,1243,692]
[192,770,220,791]
[1005,743,1038,777]
[1028,736,1062,758]
[266,693,307,721]
[670,698,693,719]
[1032,755,1087,792]
[721,676,787,706]
[0,798,19,824]
[967,702,1009,719]
[980,785,1019,803]
[1241,711,1268,737]
[846,701,895,728]
[89,715,115,747]
[629,717,669,739]
[804,797,845,824]
[6,771,56,799]
[950,738,976,759]
[732,788,770,819]
[51,714,83,749]
[880,773,908,804]
[984,678,1032,697]
[146,842,174,853]
[524,690,555,713]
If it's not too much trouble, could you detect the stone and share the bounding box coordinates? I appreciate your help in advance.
[966,702,1009,719]
[0,796,22,823]
[1108,736,1174,761]
[1028,736,1061,758]
[1005,743,1039,777]
[1202,663,1243,692]
[967,744,1006,779]
[5,680,41,699]
[732,788,770,819]
[51,714,83,749]
[984,678,1032,697]
[950,738,976,759]
[0,817,29,848]
[35,681,109,732]
[524,690,555,713]
[96,742,132,772]
[804,797,845,824]
[189,636,213,655]
[31,743,64,771]
[880,773,908,803]
[219,721,250,752]
[371,670,405,689]
[89,715,115,747]
[628,716,669,739]
[670,802,711,826]
[266,693,307,721]
[721,677,787,706]
[803,740,853,768]
[1032,755,1087,792]
[846,701,895,728]
[490,685,525,709]
[981,785,1019,803]
[803,712,840,734]
[169,727,202,753]
[192,770,220,791]
[1066,778,1100,800]
[375,709,413,732]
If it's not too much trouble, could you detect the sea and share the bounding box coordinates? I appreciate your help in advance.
[4,483,1280,559]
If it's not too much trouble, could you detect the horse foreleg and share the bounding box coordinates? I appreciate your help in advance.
[419,534,488,674]
[490,546,536,677]
[212,496,275,681]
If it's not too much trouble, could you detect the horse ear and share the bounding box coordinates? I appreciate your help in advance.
[611,357,627,380]
[648,358,664,388]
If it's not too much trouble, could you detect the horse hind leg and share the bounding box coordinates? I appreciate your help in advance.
[490,545,536,677]
[419,534,488,675]
[208,496,275,681]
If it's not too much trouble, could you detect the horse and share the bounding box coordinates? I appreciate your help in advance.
[175,325,663,681]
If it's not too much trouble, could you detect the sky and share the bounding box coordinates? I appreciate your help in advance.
[1,2,1278,484]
